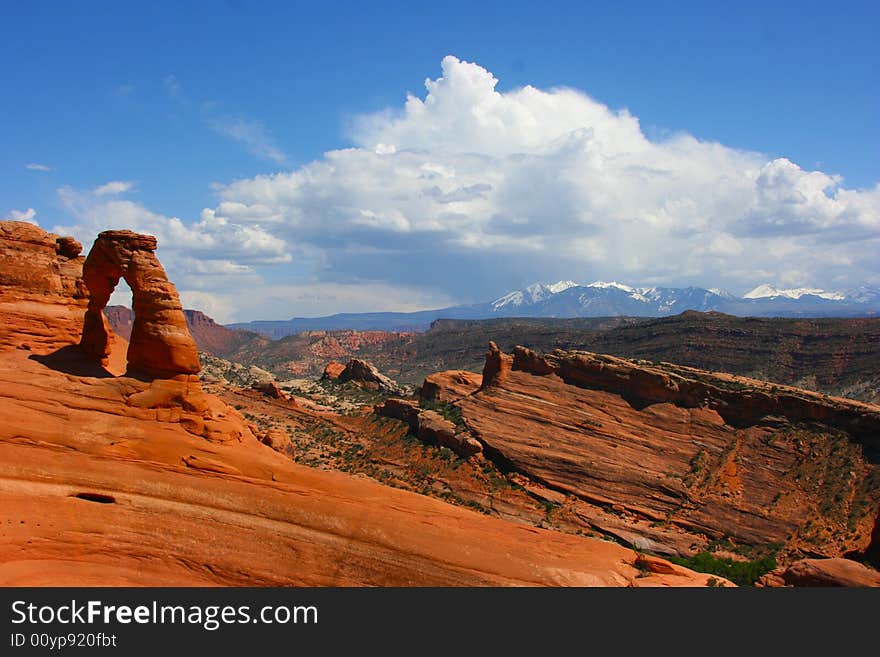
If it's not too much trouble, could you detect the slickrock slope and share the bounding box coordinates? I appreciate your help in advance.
[0,348,722,587]
[0,222,87,352]
[0,221,716,587]
[434,345,880,560]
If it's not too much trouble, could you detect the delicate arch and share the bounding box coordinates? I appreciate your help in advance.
[79,230,200,378]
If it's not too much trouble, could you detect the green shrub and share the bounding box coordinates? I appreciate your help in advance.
[669,551,777,586]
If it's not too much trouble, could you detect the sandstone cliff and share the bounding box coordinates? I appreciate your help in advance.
[0,222,87,352]
[426,344,880,561]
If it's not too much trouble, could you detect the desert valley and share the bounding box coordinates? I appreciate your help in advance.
[1,219,878,588]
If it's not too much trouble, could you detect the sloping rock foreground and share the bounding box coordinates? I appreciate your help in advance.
[0,348,719,586]
[0,221,717,586]
[427,344,880,561]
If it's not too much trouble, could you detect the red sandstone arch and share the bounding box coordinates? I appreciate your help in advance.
[79,230,200,378]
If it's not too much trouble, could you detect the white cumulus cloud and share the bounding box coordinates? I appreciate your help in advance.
[93,180,136,196]
[203,55,879,302]
[30,56,880,320]
[3,208,38,223]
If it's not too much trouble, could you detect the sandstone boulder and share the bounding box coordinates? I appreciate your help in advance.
[252,380,287,400]
[421,370,482,403]
[758,558,880,587]
[260,428,292,452]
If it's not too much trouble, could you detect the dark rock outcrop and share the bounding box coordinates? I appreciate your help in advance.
[338,358,403,395]
[374,398,482,458]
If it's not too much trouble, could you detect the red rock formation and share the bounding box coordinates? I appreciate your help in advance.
[421,370,482,403]
[374,398,483,458]
[322,361,346,380]
[511,346,880,447]
[260,427,292,452]
[0,221,88,352]
[80,230,200,378]
[430,344,880,559]
[0,225,724,586]
[252,380,287,400]
[337,358,404,394]
[0,347,720,586]
[481,341,513,389]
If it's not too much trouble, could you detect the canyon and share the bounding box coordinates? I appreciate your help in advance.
[4,219,877,587]
[0,221,720,587]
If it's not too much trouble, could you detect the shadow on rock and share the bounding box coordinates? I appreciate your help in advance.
[29,345,114,378]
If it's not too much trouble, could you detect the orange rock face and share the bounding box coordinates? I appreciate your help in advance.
[759,558,880,587]
[0,221,87,352]
[421,370,482,403]
[0,348,720,587]
[437,344,880,559]
[80,230,200,378]
[481,341,513,388]
[322,361,346,380]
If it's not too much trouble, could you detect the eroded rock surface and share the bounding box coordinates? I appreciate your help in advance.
[80,230,200,378]
[758,558,880,587]
[430,344,880,560]
[0,221,87,352]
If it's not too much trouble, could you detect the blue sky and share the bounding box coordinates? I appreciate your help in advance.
[2,1,878,321]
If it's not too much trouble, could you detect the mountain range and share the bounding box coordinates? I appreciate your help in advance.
[230,280,880,337]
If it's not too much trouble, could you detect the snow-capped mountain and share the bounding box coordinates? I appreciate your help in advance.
[487,281,732,318]
[491,281,579,310]
[743,284,846,301]
[484,280,879,319]
[231,280,880,336]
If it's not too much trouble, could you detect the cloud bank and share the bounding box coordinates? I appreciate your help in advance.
[46,56,880,320]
